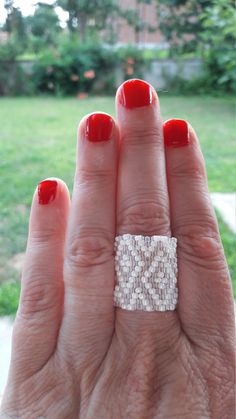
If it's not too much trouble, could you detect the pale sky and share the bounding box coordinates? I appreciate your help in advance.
[0,0,69,26]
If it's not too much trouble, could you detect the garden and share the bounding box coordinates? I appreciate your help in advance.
[0,0,235,315]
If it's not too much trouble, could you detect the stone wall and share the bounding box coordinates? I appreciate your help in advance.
[0,58,204,95]
[144,58,203,89]
[115,58,203,89]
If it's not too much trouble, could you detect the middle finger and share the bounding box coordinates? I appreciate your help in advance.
[115,79,179,343]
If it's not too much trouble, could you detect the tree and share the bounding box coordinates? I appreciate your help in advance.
[27,3,61,50]
[200,0,236,92]
[156,0,212,54]
[56,0,119,41]
[4,0,26,40]
[56,0,156,43]
[4,0,14,32]
[157,0,236,91]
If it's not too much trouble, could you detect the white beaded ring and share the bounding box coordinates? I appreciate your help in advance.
[113,234,178,312]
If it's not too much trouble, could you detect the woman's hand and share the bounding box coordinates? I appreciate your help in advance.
[0,80,234,419]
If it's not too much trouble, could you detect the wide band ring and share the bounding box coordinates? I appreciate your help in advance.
[114,234,178,312]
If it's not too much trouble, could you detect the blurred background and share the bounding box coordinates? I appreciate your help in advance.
[0,0,235,318]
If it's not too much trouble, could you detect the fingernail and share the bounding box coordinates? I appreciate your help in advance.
[163,119,189,147]
[38,180,58,205]
[86,113,113,142]
[118,79,155,109]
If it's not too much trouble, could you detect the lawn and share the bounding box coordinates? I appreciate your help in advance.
[0,95,235,315]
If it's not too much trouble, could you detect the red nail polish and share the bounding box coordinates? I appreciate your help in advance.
[86,113,113,142]
[163,119,189,147]
[119,79,155,109]
[38,180,57,205]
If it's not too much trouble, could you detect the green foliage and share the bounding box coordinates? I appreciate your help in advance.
[57,0,119,41]
[157,0,236,93]
[33,41,115,95]
[157,0,210,54]
[0,281,20,316]
[57,0,154,43]
[29,4,60,38]
[217,212,236,297]
[0,38,21,60]
[32,41,147,95]
[0,0,235,95]
[0,38,148,96]
[117,45,149,80]
[26,3,61,52]
[119,2,156,43]
[160,72,217,95]
[200,0,236,93]
[4,0,27,41]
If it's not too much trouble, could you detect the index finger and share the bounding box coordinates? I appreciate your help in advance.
[59,113,119,367]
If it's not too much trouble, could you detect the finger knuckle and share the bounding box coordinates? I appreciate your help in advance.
[118,197,170,236]
[169,154,206,180]
[123,126,162,147]
[176,216,224,266]
[65,229,113,271]
[75,167,115,188]
[29,226,62,247]
[19,277,60,319]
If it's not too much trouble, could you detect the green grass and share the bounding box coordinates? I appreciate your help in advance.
[217,213,236,295]
[0,95,235,315]
[0,281,20,317]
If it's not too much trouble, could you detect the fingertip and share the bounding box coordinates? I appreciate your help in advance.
[29,177,70,239]
[115,78,158,109]
[77,112,118,143]
[33,177,70,208]
[14,177,69,372]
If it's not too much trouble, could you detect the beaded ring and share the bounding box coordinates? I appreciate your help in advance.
[114,234,178,312]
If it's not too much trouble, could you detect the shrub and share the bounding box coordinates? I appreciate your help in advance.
[200,0,236,93]
[0,37,149,96]
[116,45,150,80]
[32,41,148,96]
[33,40,114,95]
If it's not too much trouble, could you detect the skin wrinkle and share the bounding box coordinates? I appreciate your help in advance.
[166,137,207,180]
[64,231,114,273]
[180,312,234,357]
[121,130,163,148]
[179,247,226,272]
[167,154,206,180]
[74,167,116,187]
[179,338,210,413]
[176,228,224,260]
[117,327,179,416]
[118,200,170,237]
[118,192,169,216]
[5,374,64,417]
[97,338,206,418]
[180,324,234,417]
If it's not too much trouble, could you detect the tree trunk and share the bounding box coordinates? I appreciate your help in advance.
[78,13,87,43]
